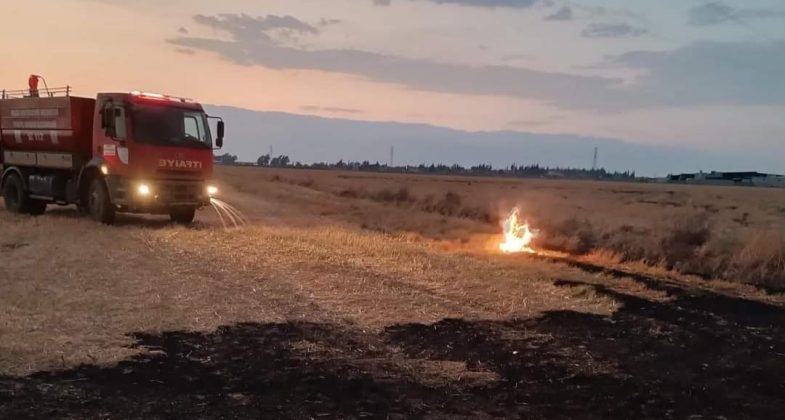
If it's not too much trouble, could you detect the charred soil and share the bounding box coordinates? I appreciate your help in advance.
[2,167,785,418]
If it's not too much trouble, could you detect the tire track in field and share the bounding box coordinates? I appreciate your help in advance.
[185,183,619,330]
[187,185,500,323]
[146,227,488,329]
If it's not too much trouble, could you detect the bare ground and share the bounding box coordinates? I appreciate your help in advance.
[1,167,784,419]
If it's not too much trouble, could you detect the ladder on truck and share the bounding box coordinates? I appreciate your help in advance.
[1,86,70,99]
[2,74,70,99]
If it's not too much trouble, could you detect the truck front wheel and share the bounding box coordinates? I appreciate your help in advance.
[170,207,196,224]
[88,178,116,225]
[2,173,44,215]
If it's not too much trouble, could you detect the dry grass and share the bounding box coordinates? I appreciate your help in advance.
[244,166,785,289]
[0,210,307,375]
[0,188,614,375]
[3,164,784,377]
[5,165,785,418]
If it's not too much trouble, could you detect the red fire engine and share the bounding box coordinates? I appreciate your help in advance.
[0,76,224,224]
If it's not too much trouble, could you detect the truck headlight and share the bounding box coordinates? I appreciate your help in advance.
[138,184,151,196]
[206,185,218,196]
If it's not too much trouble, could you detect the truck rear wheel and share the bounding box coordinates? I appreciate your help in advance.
[170,207,196,224]
[88,178,116,225]
[2,173,42,215]
[3,173,26,214]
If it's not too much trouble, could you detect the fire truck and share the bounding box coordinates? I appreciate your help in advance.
[0,76,224,224]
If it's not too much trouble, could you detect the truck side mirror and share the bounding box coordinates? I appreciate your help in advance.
[101,105,116,137]
[100,107,108,128]
[215,121,224,148]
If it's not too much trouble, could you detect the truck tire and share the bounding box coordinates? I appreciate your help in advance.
[88,178,116,225]
[170,207,196,224]
[3,173,32,214]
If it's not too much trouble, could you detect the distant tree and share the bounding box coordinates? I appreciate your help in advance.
[247,153,636,181]
[470,163,493,173]
[214,153,238,165]
[257,154,271,166]
[270,155,291,167]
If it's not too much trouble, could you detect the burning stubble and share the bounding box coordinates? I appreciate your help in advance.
[499,207,539,254]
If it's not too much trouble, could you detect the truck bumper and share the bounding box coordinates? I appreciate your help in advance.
[105,176,212,213]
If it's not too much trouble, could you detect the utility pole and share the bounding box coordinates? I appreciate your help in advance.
[592,147,598,171]
[389,145,395,167]
[269,145,273,158]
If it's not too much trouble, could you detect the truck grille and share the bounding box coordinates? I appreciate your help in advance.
[157,181,204,202]
[106,176,209,210]
[157,169,202,178]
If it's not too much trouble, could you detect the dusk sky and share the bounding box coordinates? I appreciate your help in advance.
[2,0,784,164]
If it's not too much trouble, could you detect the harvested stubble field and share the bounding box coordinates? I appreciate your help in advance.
[257,167,785,289]
[1,165,785,419]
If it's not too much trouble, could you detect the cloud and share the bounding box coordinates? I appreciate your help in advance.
[300,105,363,114]
[171,34,619,109]
[581,23,647,38]
[501,53,532,62]
[424,0,538,7]
[193,13,318,43]
[688,1,785,26]
[373,0,540,8]
[319,18,342,26]
[172,14,785,111]
[609,40,785,108]
[545,6,572,21]
[506,115,562,128]
[178,26,189,34]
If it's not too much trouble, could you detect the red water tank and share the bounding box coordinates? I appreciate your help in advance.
[0,96,96,164]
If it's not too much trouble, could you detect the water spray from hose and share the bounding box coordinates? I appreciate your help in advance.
[209,198,248,229]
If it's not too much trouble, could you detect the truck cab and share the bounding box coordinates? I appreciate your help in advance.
[1,81,224,224]
[90,92,223,223]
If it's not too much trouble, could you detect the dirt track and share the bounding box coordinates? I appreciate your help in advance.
[1,167,785,419]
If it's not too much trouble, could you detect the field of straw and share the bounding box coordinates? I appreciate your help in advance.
[249,167,785,289]
[2,165,785,418]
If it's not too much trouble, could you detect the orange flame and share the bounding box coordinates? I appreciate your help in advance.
[499,207,538,254]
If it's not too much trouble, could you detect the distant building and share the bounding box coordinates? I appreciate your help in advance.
[667,171,785,187]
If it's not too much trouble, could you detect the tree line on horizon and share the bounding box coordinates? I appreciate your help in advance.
[213,153,636,180]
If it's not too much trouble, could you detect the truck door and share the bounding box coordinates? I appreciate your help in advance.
[99,100,129,168]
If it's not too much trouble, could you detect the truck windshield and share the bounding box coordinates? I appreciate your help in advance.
[131,104,212,149]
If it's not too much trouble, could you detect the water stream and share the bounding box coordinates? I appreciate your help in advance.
[209,198,248,229]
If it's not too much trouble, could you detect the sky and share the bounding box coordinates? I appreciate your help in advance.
[1,0,784,166]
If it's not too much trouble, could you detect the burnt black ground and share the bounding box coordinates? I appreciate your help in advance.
[2,273,785,419]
